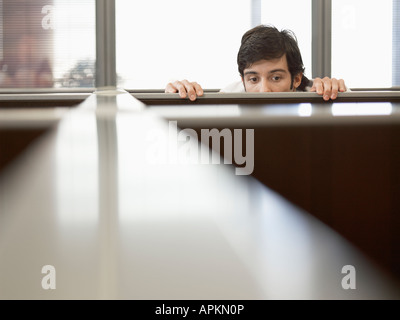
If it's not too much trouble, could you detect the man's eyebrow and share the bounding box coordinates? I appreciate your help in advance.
[244,71,258,76]
[268,68,288,74]
[244,68,289,76]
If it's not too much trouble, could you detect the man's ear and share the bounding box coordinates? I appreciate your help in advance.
[293,73,302,90]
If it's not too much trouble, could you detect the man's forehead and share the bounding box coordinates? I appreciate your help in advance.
[244,56,289,73]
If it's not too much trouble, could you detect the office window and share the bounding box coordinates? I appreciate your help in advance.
[116,0,252,90]
[1,1,395,91]
[116,0,312,90]
[0,0,95,89]
[52,0,96,88]
[332,0,393,88]
[260,0,312,82]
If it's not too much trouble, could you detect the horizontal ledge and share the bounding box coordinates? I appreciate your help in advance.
[0,93,91,108]
[133,91,400,105]
[0,92,92,101]
[0,88,95,94]
[1,90,399,109]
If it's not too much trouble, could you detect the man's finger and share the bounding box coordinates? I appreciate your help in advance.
[165,82,178,94]
[182,79,197,101]
[173,80,189,99]
[311,77,324,95]
[322,77,332,101]
[330,78,339,100]
[338,79,346,92]
[192,82,204,97]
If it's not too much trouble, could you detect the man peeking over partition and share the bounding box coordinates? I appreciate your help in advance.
[165,24,348,101]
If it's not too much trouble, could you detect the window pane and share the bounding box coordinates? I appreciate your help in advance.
[394,0,400,86]
[332,0,393,88]
[0,0,96,89]
[52,0,96,88]
[260,0,312,82]
[116,0,252,90]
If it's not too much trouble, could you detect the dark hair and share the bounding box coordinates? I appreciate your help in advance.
[237,24,310,91]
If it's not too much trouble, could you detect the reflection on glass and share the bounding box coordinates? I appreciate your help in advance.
[55,113,99,224]
[298,103,312,117]
[260,104,310,117]
[332,102,393,116]
[0,0,95,89]
[0,1,54,88]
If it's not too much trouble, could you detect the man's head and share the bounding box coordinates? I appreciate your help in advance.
[237,24,308,92]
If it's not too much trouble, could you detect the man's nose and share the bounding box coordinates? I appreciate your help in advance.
[259,80,272,92]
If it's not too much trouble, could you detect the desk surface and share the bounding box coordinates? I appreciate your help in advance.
[1,90,400,299]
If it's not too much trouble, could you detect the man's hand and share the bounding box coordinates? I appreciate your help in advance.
[165,80,204,101]
[310,77,347,101]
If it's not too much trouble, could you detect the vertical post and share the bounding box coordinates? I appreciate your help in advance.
[96,0,116,88]
[312,0,331,78]
[0,1,3,61]
[393,0,400,87]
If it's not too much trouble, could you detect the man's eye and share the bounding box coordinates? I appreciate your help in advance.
[272,76,281,81]
[249,77,258,83]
